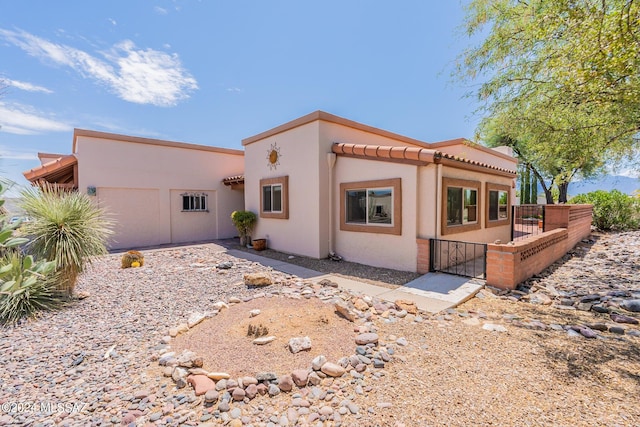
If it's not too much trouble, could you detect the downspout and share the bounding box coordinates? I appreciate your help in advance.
[327,152,337,255]
[435,162,442,239]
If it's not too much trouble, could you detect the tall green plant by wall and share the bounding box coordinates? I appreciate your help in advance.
[20,184,113,297]
[0,182,60,324]
[230,210,257,246]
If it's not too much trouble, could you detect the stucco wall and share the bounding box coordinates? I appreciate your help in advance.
[438,166,514,244]
[244,121,326,258]
[75,135,244,249]
[333,156,419,272]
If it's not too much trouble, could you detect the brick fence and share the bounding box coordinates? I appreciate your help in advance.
[485,204,593,289]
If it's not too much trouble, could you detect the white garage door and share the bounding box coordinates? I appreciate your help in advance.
[98,188,163,250]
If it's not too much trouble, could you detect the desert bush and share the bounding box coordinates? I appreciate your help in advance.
[0,181,61,324]
[570,190,640,231]
[20,184,113,297]
[121,250,144,268]
[0,252,59,325]
[230,210,257,245]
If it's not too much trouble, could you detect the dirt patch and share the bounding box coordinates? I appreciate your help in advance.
[170,296,356,377]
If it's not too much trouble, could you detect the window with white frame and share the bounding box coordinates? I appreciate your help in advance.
[260,176,289,219]
[488,190,508,221]
[262,183,283,213]
[447,187,477,225]
[182,192,208,212]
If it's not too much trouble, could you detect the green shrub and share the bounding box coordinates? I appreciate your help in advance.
[20,184,113,297]
[0,252,59,325]
[0,181,61,324]
[230,210,257,244]
[570,190,640,231]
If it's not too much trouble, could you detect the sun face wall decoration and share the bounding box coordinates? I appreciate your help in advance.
[266,142,281,170]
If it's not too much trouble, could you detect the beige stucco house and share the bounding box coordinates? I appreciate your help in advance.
[24,111,516,273]
[23,129,244,250]
[241,111,517,272]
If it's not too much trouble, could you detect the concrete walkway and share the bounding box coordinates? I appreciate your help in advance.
[226,249,484,313]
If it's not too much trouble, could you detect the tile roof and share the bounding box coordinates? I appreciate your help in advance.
[332,143,517,177]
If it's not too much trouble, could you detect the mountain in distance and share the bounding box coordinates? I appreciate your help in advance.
[569,175,639,197]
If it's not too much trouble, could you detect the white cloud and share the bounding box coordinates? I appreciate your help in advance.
[0,145,39,160]
[226,87,243,93]
[0,101,72,135]
[108,18,117,26]
[7,79,53,94]
[0,28,198,107]
[154,6,169,15]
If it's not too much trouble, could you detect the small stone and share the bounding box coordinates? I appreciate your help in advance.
[334,300,356,322]
[187,312,206,328]
[204,389,219,403]
[278,375,294,392]
[621,299,640,312]
[207,372,231,381]
[311,355,327,371]
[395,299,418,314]
[289,336,312,353]
[353,298,370,312]
[249,309,261,317]
[253,336,276,345]
[610,313,639,324]
[609,326,625,335]
[256,372,277,382]
[528,292,552,305]
[482,323,507,332]
[232,387,246,401]
[291,369,309,387]
[268,383,281,396]
[244,272,273,286]
[245,383,258,399]
[213,301,229,310]
[396,337,408,346]
[216,261,234,269]
[320,362,346,377]
[355,333,379,345]
[187,375,216,395]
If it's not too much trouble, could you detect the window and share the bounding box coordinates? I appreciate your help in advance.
[340,178,401,235]
[485,183,510,227]
[446,187,477,225]
[260,176,289,219]
[346,188,393,225]
[442,178,481,235]
[182,193,208,212]
[489,190,508,221]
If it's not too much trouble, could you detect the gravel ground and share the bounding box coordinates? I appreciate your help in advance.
[223,239,421,287]
[0,233,639,426]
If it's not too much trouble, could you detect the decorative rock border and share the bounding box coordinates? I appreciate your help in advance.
[153,271,417,425]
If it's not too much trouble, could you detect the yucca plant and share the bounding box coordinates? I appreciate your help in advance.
[0,252,59,325]
[20,184,113,297]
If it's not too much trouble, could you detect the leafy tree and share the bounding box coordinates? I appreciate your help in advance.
[458,0,640,202]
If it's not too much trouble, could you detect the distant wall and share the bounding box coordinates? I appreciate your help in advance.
[485,204,593,289]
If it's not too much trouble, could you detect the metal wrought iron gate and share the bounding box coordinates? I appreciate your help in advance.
[430,239,487,279]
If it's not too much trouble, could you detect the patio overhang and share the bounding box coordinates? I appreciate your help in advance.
[222,174,245,190]
[22,154,78,190]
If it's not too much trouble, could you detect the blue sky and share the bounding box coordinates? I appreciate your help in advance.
[0,1,482,194]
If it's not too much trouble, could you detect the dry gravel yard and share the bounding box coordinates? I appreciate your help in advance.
[0,232,638,426]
